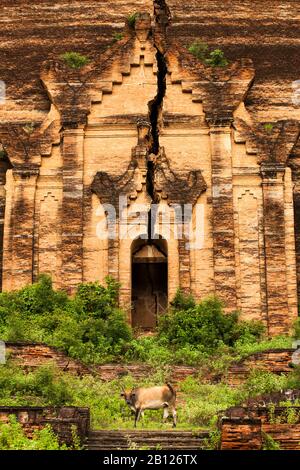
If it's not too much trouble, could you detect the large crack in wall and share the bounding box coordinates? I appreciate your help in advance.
[146,0,171,239]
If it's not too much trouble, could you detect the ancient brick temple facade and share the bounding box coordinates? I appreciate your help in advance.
[0,2,299,334]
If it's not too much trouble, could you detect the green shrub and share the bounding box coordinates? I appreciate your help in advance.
[0,274,67,317]
[158,291,264,352]
[60,52,90,69]
[124,337,173,365]
[294,317,300,339]
[243,370,289,398]
[234,335,293,358]
[0,275,132,364]
[31,365,73,406]
[203,429,221,450]
[127,12,138,28]
[205,49,228,67]
[113,32,124,43]
[262,432,281,450]
[0,415,68,450]
[0,276,291,368]
[188,41,229,67]
[0,149,7,159]
[264,123,274,133]
[170,289,196,311]
[75,277,119,319]
[285,365,300,390]
[0,363,72,406]
[188,41,209,62]
[1,363,299,431]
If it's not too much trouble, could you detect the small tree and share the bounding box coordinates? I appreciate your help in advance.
[127,12,138,28]
[262,432,281,450]
[205,49,229,67]
[188,41,209,62]
[263,123,274,133]
[0,149,7,159]
[60,52,90,69]
[112,32,124,43]
[188,41,229,67]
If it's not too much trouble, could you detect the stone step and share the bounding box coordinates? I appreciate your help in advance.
[87,445,206,450]
[88,430,209,438]
[86,430,210,450]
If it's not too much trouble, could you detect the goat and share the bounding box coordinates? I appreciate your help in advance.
[121,383,177,427]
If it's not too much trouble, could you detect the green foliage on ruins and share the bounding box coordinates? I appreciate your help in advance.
[0,149,7,159]
[264,123,274,133]
[112,32,124,43]
[0,275,299,440]
[158,290,265,351]
[294,317,300,339]
[0,415,68,450]
[0,274,298,443]
[127,12,138,28]
[0,362,300,433]
[22,122,35,135]
[188,40,229,67]
[0,276,294,366]
[188,41,209,62]
[0,275,132,364]
[60,51,90,69]
[262,431,281,450]
[206,49,229,67]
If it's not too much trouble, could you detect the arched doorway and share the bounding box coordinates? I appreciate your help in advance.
[0,147,12,291]
[131,238,168,330]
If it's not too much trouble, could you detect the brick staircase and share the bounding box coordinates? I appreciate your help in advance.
[86,430,210,450]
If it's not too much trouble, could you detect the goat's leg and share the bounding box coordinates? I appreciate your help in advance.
[134,408,142,428]
[172,407,177,427]
[163,407,169,424]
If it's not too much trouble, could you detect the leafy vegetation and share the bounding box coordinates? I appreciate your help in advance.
[0,278,295,368]
[188,41,209,62]
[264,123,274,133]
[0,415,68,450]
[206,49,229,67]
[0,148,7,159]
[158,291,265,352]
[188,40,229,67]
[22,123,35,135]
[60,52,90,69]
[0,275,132,364]
[203,430,221,450]
[294,318,300,339]
[112,32,124,43]
[0,362,299,433]
[127,12,138,28]
[267,402,300,425]
[262,432,281,450]
[0,277,298,448]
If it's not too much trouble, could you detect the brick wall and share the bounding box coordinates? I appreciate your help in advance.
[224,349,295,386]
[0,406,90,446]
[219,405,300,450]
[5,343,297,385]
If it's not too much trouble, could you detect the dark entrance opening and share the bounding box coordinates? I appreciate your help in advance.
[0,148,12,291]
[131,239,168,330]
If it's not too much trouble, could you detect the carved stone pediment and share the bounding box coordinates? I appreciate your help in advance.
[234,118,300,165]
[165,45,255,125]
[153,148,207,207]
[91,159,140,217]
[0,115,61,167]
